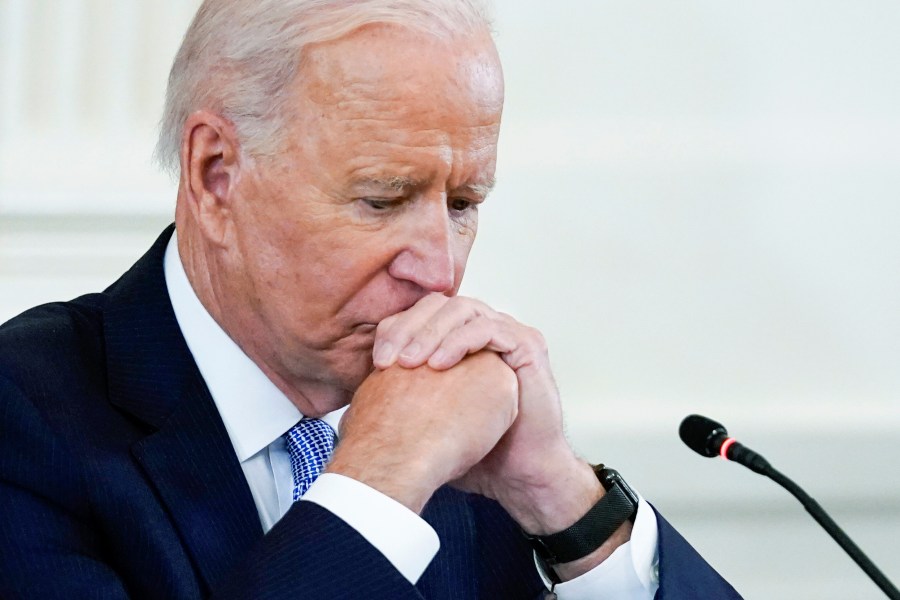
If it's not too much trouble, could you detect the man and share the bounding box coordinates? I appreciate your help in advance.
[0,1,740,598]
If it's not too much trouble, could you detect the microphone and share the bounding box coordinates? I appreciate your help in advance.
[679,414,771,474]
[679,414,900,600]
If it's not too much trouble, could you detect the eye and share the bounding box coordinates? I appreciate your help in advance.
[449,198,475,212]
[362,198,394,211]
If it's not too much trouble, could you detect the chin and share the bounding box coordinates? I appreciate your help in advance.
[343,358,377,393]
[288,339,376,411]
[317,351,375,395]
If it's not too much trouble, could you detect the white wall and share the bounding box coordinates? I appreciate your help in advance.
[1,2,898,597]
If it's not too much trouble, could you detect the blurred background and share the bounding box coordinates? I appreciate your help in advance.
[1,1,898,597]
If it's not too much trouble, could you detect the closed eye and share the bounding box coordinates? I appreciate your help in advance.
[361,198,397,211]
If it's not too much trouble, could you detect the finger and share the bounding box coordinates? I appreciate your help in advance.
[495,321,551,373]
[394,297,495,368]
[373,293,448,368]
[425,315,519,370]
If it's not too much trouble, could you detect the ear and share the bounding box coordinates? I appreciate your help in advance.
[179,110,242,247]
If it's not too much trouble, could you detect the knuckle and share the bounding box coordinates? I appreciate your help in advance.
[425,293,450,308]
[441,328,468,350]
[469,297,489,311]
[495,311,517,324]
[418,323,438,341]
[450,295,489,315]
[375,316,396,336]
[472,314,494,331]
[526,326,547,350]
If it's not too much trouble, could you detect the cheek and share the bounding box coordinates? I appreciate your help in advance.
[285,229,397,311]
[450,230,476,292]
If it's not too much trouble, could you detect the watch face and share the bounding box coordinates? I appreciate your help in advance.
[595,465,619,489]
[596,467,640,513]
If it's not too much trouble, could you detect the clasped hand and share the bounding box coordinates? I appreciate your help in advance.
[328,294,602,536]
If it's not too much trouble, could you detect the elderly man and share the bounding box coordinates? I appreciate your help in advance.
[0,1,739,598]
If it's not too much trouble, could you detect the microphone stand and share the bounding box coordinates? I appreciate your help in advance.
[680,415,900,599]
[762,465,900,600]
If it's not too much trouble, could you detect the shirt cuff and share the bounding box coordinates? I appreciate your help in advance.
[302,472,440,584]
[536,497,660,599]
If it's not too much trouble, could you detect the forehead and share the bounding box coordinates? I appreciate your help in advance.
[296,24,504,124]
[274,24,504,190]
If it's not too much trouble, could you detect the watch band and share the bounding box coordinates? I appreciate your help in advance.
[525,465,639,581]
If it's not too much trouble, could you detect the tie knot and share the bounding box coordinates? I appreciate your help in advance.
[284,418,336,501]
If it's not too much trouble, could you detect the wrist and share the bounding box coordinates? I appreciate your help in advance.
[524,464,640,583]
[499,454,604,535]
[326,444,438,515]
[552,519,633,582]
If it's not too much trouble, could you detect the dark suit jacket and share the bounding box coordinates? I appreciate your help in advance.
[0,227,741,599]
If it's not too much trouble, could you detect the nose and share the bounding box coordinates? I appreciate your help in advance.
[388,203,456,293]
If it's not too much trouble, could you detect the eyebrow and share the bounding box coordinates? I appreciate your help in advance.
[460,178,496,198]
[354,176,497,197]
[356,176,422,192]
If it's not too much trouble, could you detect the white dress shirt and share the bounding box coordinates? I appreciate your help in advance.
[163,232,659,597]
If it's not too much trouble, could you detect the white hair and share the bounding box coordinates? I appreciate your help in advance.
[154,0,494,176]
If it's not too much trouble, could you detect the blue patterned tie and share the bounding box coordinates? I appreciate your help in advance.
[283,418,337,501]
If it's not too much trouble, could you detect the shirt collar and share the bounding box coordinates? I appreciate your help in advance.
[163,231,345,462]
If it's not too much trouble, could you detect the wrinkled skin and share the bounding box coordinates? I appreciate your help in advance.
[175,23,626,582]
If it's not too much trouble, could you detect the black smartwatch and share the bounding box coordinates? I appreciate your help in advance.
[524,464,639,583]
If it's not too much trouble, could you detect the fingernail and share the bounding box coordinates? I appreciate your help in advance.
[374,342,393,366]
[399,342,421,361]
[429,349,448,367]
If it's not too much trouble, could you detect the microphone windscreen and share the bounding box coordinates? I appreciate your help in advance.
[679,414,728,457]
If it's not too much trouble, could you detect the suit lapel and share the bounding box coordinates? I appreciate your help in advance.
[103,226,262,594]
[131,376,264,593]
